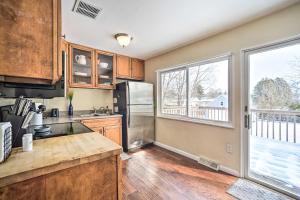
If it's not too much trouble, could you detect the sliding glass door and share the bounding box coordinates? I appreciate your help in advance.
[244,37,300,198]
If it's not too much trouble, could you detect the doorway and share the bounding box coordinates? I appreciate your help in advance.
[243,36,300,198]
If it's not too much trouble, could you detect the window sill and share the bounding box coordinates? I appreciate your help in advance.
[156,114,234,129]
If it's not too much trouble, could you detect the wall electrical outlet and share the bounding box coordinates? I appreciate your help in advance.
[226,143,233,154]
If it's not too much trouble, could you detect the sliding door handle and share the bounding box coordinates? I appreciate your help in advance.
[244,114,250,129]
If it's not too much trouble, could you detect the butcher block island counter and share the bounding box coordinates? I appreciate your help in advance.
[0,132,122,200]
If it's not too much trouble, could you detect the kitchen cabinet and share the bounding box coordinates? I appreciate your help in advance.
[0,132,122,200]
[69,43,95,88]
[104,125,122,145]
[0,155,121,200]
[116,55,131,78]
[68,43,116,89]
[116,56,145,80]
[96,51,116,89]
[0,0,61,84]
[131,58,145,80]
[81,117,122,145]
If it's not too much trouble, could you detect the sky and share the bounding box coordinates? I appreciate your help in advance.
[189,60,228,93]
[249,43,300,93]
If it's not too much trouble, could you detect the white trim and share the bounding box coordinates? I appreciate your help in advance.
[157,115,234,129]
[240,48,246,179]
[154,141,240,177]
[156,53,234,128]
[219,165,240,177]
[154,141,199,161]
[240,34,300,53]
[240,34,300,199]
[240,34,300,178]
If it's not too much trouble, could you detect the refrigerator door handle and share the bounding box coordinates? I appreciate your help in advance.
[127,83,130,128]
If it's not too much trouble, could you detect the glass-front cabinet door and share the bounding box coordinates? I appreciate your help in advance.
[96,51,115,89]
[69,44,94,87]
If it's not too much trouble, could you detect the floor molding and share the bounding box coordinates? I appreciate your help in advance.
[154,141,240,177]
[154,141,199,161]
[219,165,240,177]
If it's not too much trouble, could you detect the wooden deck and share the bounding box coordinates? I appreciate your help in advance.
[250,136,300,197]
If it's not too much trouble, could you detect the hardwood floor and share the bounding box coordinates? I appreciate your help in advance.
[122,145,237,200]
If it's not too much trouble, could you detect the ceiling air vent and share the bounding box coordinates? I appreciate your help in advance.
[72,0,102,19]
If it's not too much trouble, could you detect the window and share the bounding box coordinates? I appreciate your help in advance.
[158,54,232,126]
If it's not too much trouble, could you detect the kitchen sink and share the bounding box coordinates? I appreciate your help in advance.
[80,113,109,117]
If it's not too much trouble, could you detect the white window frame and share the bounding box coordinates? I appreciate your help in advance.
[156,53,234,128]
[240,35,300,199]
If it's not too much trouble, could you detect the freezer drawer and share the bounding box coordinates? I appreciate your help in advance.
[127,113,154,150]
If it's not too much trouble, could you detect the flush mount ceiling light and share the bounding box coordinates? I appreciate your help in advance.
[114,33,133,48]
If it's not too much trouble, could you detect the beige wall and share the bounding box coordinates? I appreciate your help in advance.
[145,4,300,173]
[0,88,113,112]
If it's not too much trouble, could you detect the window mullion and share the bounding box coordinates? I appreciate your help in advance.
[186,67,189,117]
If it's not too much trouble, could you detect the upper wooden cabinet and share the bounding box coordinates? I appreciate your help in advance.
[116,55,131,78]
[116,55,145,80]
[68,43,116,89]
[0,0,61,84]
[69,44,95,88]
[96,51,116,89]
[131,58,145,80]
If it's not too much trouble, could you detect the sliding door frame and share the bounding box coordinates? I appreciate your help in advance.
[240,34,300,199]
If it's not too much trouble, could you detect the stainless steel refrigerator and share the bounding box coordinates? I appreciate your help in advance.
[113,81,154,152]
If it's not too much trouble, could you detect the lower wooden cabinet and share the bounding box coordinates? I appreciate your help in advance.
[104,125,122,145]
[81,117,122,146]
[0,156,121,200]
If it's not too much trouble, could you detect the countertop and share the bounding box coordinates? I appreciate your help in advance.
[0,132,122,188]
[43,114,123,124]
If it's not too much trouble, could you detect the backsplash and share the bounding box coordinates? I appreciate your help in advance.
[0,88,113,112]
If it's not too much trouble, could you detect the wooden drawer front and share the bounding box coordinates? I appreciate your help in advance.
[81,118,121,127]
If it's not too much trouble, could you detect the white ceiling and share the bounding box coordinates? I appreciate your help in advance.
[62,0,298,60]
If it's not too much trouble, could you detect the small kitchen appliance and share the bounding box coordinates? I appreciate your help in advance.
[0,122,12,163]
[50,108,59,117]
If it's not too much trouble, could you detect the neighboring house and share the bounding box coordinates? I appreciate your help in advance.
[198,98,214,107]
[207,95,228,108]
[188,95,229,108]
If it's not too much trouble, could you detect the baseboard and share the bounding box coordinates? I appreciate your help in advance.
[219,165,240,177]
[154,141,199,161]
[154,141,240,177]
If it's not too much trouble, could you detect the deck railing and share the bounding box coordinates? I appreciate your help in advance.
[162,106,228,121]
[250,109,300,144]
[162,106,300,144]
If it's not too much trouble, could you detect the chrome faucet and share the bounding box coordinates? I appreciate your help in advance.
[92,106,98,114]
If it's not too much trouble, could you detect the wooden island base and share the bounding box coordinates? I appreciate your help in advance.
[0,133,122,200]
[0,155,121,200]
